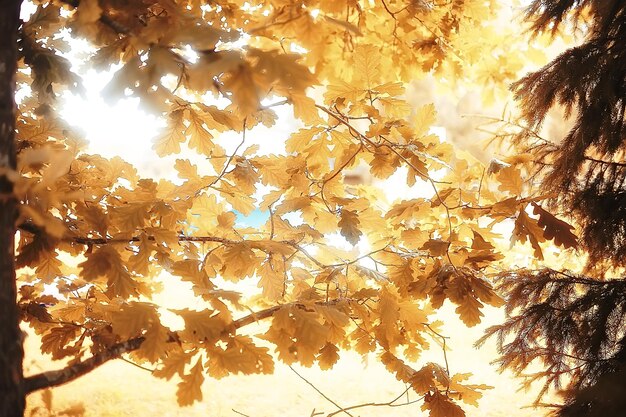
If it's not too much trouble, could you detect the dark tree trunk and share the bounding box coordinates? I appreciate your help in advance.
[0,1,24,416]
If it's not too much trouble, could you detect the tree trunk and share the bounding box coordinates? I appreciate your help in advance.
[0,1,24,416]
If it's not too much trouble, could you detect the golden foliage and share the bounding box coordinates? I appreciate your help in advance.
[9,0,579,414]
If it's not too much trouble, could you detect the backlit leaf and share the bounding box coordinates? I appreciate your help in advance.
[338,209,362,245]
[531,203,578,249]
[176,358,205,406]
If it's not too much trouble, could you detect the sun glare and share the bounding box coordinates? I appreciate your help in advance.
[61,71,164,174]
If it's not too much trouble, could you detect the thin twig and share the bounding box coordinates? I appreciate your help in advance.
[119,356,155,372]
[326,386,424,417]
[424,323,450,392]
[288,366,354,417]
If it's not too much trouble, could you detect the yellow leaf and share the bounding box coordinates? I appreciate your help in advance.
[291,94,323,124]
[388,259,415,289]
[79,246,137,298]
[401,228,429,248]
[353,44,381,89]
[35,249,63,282]
[275,195,311,215]
[496,165,524,195]
[324,80,363,103]
[422,391,465,417]
[109,202,150,231]
[154,349,191,380]
[110,302,159,339]
[220,243,258,280]
[314,305,350,328]
[153,110,186,156]
[76,0,102,23]
[317,343,340,370]
[176,358,204,406]
[190,194,225,232]
[454,294,484,327]
[471,230,495,250]
[512,208,546,259]
[373,82,405,96]
[369,147,400,179]
[206,336,274,378]
[171,259,212,289]
[128,233,153,276]
[186,110,217,156]
[398,300,429,330]
[421,239,450,257]
[175,308,226,343]
[413,104,437,137]
[378,288,400,348]
[410,363,437,393]
[140,324,171,363]
[338,209,362,245]
[221,183,257,215]
[41,326,79,360]
[257,258,285,301]
[53,302,85,323]
[291,308,328,366]
[286,127,325,154]
[223,63,259,116]
[449,373,493,406]
[254,156,290,187]
[231,159,259,194]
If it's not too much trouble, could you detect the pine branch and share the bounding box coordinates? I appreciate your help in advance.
[583,155,626,168]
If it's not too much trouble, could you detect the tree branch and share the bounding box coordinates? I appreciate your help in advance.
[23,299,359,394]
[23,337,145,394]
[17,221,275,247]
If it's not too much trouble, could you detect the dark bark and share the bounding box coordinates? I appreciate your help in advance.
[0,1,24,416]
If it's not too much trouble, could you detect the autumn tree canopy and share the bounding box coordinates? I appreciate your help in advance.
[0,1,593,417]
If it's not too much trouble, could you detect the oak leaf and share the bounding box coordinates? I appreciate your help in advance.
[153,109,186,156]
[258,258,285,301]
[41,326,79,360]
[338,209,362,245]
[422,391,465,417]
[512,208,546,259]
[531,203,578,249]
[176,358,205,406]
[449,373,493,406]
[175,308,226,343]
[154,350,190,381]
[317,343,340,370]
